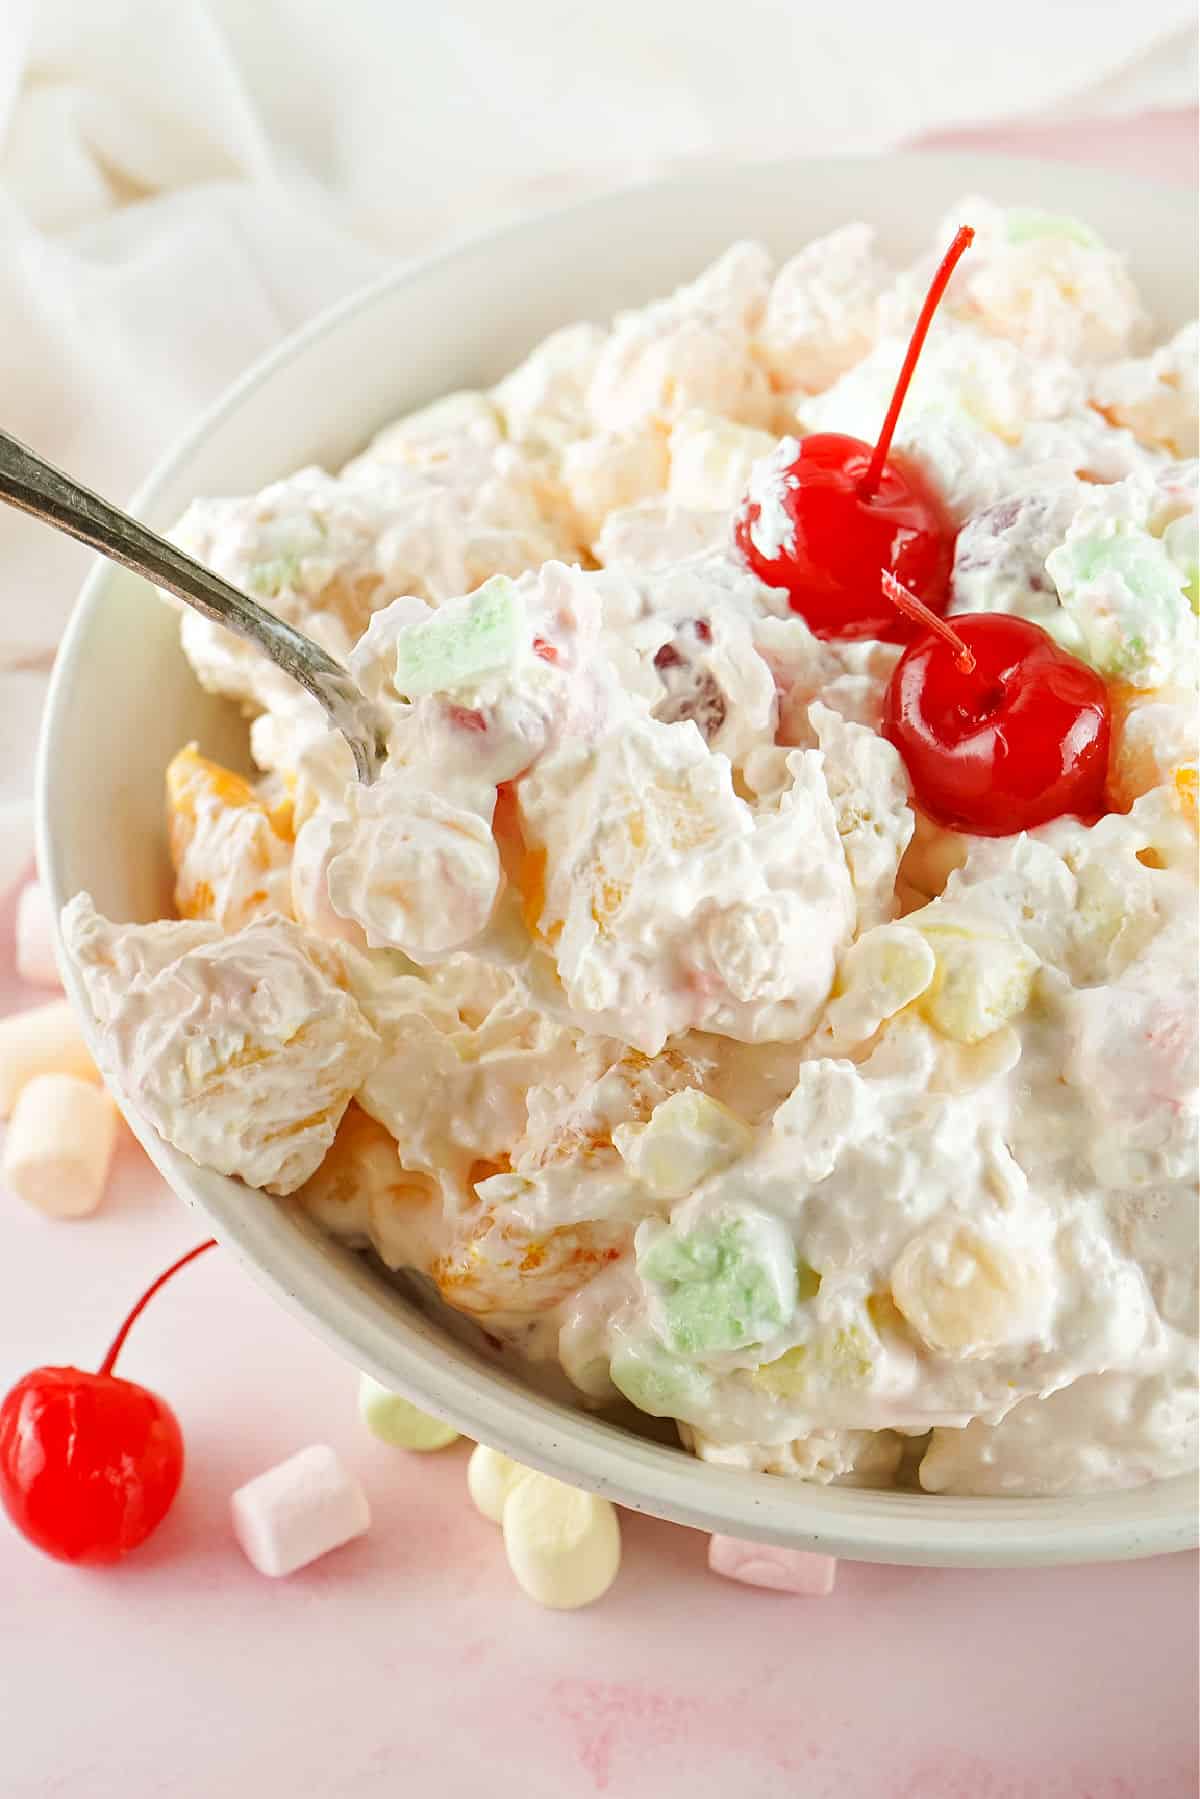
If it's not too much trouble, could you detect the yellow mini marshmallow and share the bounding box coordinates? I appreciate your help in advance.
[357,1374,459,1451]
[613,1088,752,1200]
[891,1219,1046,1357]
[752,1323,874,1398]
[0,1001,101,1118]
[501,1471,621,1610]
[2,1073,118,1219]
[466,1444,535,1524]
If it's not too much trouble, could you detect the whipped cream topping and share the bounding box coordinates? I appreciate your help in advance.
[587,242,776,435]
[65,199,1199,1498]
[62,895,380,1193]
[517,715,856,1053]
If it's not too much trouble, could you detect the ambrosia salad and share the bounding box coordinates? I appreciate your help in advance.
[63,201,1198,1497]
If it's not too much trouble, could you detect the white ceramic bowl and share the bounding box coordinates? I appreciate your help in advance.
[39,154,1198,1565]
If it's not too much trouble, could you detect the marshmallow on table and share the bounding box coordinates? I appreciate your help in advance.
[467,1444,535,1522]
[0,1001,100,1117]
[231,1444,370,1577]
[502,1470,621,1610]
[708,1535,838,1595]
[468,1445,622,1608]
[2,1074,118,1218]
[358,1373,459,1450]
[15,883,62,987]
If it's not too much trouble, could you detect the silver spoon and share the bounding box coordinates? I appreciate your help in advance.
[0,429,387,784]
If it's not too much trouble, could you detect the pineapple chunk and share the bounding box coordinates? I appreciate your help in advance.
[666,410,775,511]
[817,924,936,1052]
[916,918,1038,1045]
[562,427,667,542]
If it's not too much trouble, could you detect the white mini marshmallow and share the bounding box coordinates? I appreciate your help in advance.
[0,1001,100,1118]
[466,1443,535,1523]
[707,1535,837,1595]
[15,882,62,987]
[2,1074,118,1218]
[231,1444,370,1577]
[501,1471,621,1610]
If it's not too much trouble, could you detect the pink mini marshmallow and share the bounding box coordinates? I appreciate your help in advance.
[708,1535,837,1595]
[0,798,35,903]
[16,882,62,987]
[231,1444,369,1577]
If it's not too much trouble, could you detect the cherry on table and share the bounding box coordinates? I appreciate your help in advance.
[880,572,1111,836]
[735,225,973,641]
[0,1239,215,1565]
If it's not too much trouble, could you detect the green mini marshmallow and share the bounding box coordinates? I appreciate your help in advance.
[1046,526,1193,683]
[394,575,524,697]
[637,1210,798,1357]
[358,1373,460,1450]
[247,554,305,600]
[1164,513,1199,612]
[1005,209,1101,249]
[609,1339,715,1421]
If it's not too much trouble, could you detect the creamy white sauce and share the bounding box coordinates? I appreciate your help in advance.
[64,203,1200,1498]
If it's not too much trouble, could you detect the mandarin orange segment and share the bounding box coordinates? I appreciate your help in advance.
[519,846,562,944]
[166,744,293,924]
[298,1102,440,1240]
[182,880,215,922]
[431,1213,627,1315]
[267,792,296,843]
[524,1045,707,1171]
[166,745,260,865]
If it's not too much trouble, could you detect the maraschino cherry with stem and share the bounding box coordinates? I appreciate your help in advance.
[880,571,1112,836]
[735,225,974,640]
[0,1239,216,1565]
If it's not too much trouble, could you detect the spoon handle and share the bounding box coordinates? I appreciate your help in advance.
[0,429,384,784]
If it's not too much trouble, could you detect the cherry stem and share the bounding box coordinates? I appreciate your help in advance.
[859,224,975,500]
[98,1240,217,1378]
[881,570,976,673]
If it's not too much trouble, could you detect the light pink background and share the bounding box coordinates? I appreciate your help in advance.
[1,118,1197,1799]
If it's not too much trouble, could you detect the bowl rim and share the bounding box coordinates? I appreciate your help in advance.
[38,150,1200,1565]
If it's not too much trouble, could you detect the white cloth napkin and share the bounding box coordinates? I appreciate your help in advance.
[0,0,1195,876]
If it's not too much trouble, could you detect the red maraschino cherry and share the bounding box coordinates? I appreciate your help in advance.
[0,1239,215,1564]
[880,572,1111,835]
[735,226,974,640]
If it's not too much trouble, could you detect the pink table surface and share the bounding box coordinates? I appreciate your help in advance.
[2,114,1198,1799]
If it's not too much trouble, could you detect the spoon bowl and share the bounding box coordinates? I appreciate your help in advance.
[0,429,386,783]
